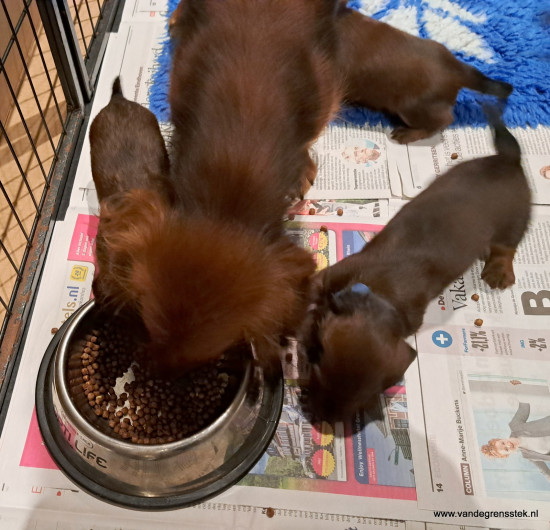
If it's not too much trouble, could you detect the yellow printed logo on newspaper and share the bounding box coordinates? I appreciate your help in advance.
[70,265,88,282]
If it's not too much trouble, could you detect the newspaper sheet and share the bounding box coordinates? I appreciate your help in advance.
[396,126,550,205]
[68,17,169,212]
[406,207,550,527]
[1,207,541,527]
[420,207,550,330]
[0,206,450,527]
[0,209,421,527]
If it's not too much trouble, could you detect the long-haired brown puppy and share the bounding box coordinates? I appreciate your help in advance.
[302,108,531,421]
[89,78,174,312]
[95,0,343,374]
[336,8,513,143]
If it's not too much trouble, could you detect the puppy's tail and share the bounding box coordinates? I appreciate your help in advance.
[485,105,521,164]
[463,65,513,99]
[111,76,123,98]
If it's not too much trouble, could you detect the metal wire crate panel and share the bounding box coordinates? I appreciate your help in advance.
[0,0,71,337]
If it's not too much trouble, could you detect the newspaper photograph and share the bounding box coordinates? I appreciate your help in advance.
[240,384,416,501]
[285,218,385,266]
[240,367,416,501]
[410,348,550,518]
[307,123,393,199]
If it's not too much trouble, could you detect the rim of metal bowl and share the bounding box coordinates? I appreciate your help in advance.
[35,300,284,510]
[56,299,253,455]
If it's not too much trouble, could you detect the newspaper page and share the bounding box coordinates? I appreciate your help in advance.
[0,211,542,527]
[395,125,550,205]
[0,209,414,527]
[421,207,550,330]
[307,123,393,199]
[238,219,416,502]
[406,207,550,528]
[120,0,169,22]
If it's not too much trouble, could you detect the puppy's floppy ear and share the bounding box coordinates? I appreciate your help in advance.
[384,338,418,387]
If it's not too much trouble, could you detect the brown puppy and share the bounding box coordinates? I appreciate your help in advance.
[303,108,531,421]
[95,0,343,374]
[336,8,513,143]
[169,0,342,200]
[89,78,174,313]
[89,77,172,204]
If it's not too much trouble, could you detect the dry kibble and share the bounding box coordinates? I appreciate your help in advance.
[308,207,316,215]
[266,507,275,518]
[74,321,239,445]
[474,318,484,327]
[336,207,343,216]
[320,225,328,233]
[51,327,59,334]
[471,293,480,302]
[451,152,459,160]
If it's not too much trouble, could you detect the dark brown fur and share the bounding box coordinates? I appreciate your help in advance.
[89,77,172,204]
[302,110,531,421]
[336,9,513,143]
[93,1,343,374]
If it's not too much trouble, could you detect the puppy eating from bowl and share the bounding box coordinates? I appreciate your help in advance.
[93,0,344,376]
[302,108,531,422]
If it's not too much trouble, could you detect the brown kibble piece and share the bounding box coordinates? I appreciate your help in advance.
[320,225,328,233]
[474,318,483,327]
[309,207,316,215]
[451,152,458,160]
[471,293,480,301]
[266,507,275,518]
[51,327,59,334]
[336,207,343,216]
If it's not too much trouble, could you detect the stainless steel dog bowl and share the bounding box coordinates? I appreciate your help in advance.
[36,299,283,510]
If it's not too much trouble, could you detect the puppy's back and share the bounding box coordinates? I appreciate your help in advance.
[169,0,341,227]
[90,77,171,203]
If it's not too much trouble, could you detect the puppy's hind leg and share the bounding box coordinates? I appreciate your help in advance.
[391,102,454,144]
[481,244,517,289]
[482,213,530,289]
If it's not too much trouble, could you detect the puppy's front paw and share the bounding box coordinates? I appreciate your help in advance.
[391,127,427,144]
[481,259,515,289]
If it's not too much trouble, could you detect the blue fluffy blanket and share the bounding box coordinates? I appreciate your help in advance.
[148,0,550,128]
